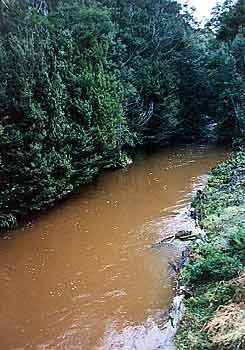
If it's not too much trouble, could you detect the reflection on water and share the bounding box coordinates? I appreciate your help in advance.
[0,145,228,349]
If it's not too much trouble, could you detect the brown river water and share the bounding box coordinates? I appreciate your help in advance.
[0,144,228,350]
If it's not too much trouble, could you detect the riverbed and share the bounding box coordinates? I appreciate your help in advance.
[0,144,228,350]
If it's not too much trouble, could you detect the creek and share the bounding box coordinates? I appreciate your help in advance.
[0,144,228,350]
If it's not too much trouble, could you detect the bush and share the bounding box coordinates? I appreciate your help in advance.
[182,243,242,285]
[228,222,245,253]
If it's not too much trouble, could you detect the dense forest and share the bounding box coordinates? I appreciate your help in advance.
[0,0,244,230]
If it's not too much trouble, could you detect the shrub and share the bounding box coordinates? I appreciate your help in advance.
[182,243,242,285]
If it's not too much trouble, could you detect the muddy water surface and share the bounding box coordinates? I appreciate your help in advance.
[0,145,228,350]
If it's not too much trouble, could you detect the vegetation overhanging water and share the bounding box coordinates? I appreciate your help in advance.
[0,1,244,349]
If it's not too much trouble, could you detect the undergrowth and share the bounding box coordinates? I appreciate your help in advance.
[176,151,245,350]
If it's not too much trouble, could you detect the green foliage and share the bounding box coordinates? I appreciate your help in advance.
[182,243,242,285]
[207,41,244,140]
[229,221,245,252]
[205,0,245,141]
[0,0,132,230]
[177,152,245,350]
[209,0,245,42]
[99,0,211,144]
[0,213,17,230]
[192,152,245,222]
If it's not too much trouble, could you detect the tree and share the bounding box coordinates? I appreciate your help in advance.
[0,0,131,230]
[209,0,245,42]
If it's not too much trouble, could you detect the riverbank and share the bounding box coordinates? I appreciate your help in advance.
[175,151,245,350]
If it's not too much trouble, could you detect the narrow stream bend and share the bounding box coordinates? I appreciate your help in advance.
[0,145,228,350]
